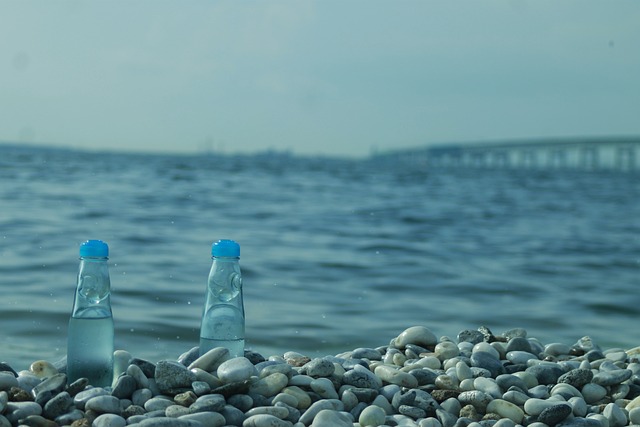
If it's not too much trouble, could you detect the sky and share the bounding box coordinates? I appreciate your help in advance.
[1,1,639,158]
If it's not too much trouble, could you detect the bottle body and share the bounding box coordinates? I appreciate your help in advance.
[67,240,114,386]
[199,240,245,357]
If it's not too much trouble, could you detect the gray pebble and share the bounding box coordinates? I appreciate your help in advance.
[537,403,573,427]
[85,395,122,414]
[43,391,73,419]
[299,399,344,425]
[303,358,336,378]
[93,413,127,427]
[190,393,226,413]
[112,374,137,399]
[351,348,383,361]
[592,369,632,386]
[526,364,565,385]
[154,360,196,395]
[470,352,504,377]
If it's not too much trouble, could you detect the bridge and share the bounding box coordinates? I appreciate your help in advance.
[372,137,639,171]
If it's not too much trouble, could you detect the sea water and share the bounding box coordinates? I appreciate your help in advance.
[67,316,114,386]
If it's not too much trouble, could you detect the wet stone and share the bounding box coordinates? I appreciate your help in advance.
[66,377,89,397]
[505,337,532,354]
[211,379,251,398]
[85,395,122,414]
[557,368,593,388]
[537,404,573,427]
[31,373,67,398]
[43,391,73,419]
[470,352,505,377]
[592,369,632,386]
[129,358,156,378]
[526,364,565,385]
[74,387,109,410]
[216,356,256,383]
[190,394,226,413]
[302,357,335,377]
[351,348,382,361]
[111,374,137,399]
[154,360,196,395]
[19,414,58,427]
[92,413,126,427]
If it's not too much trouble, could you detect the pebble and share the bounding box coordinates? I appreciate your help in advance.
[216,357,257,383]
[5,325,640,427]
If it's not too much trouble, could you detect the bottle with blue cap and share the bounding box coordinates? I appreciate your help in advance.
[67,239,114,386]
[199,239,245,357]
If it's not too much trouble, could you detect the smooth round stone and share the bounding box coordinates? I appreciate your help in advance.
[343,366,382,389]
[249,372,288,397]
[399,404,426,419]
[352,348,383,361]
[111,374,137,399]
[188,347,230,372]
[93,413,126,427]
[628,407,640,424]
[5,401,42,419]
[473,377,501,399]
[506,351,538,365]
[310,377,339,399]
[298,399,344,425]
[544,343,572,357]
[166,404,191,417]
[283,386,311,409]
[74,387,109,410]
[581,383,608,404]
[593,369,632,386]
[258,363,293,379]
[375,365,418,388]
[303,358,335,378]
[31,373,66,397]
[627,395,640,411]
[528,385,550,399]
[154,360,196,395]
[132,388,153,407]
[456,362,473,382]
[0,373,18,391]
[568,396,588,417]
[29,361,58,379]
[486,399,524,423]
[558,368,593,388]
[503,390,529,406]
[603,402,628,427]
[472,342,500,359]
[190,394,226,413]
[395,326,438,349]
[216,357,257,383]
[246,405,289,419]
[457,391,492,412]
[288,374,313,388]
[435,342,460,361]
[585,414,609,427]
[470,352,504,377]
[526,364,564,385]
[179,411,226,427]
[17,373,41,393]
[512,371,538,388]
[537,403,572,426]
[496,374,528,392]
[435,374,459,391]
[135,418,193,427]
[43,391,73,419]
[85,395,122,414]
[551,383,582,399]
[525,398,566,417]
[19,414,58,427]
[144,397,175,412]
[126,364,149,389]
[505,337,532,354]
[359,405,386,426]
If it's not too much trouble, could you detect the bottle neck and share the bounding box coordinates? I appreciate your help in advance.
[72,257,112,318]
[206,256,243,305]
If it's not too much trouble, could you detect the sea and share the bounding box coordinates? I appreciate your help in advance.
[1,142,638,371]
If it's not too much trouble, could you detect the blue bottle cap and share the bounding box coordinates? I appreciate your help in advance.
[80,240,109,258]
[212,239,240,257]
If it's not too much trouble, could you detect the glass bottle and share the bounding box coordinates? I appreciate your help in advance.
[199,239,245,357]
[67,239,114,386]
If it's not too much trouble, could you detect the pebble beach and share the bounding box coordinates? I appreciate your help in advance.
[3,326,640,427]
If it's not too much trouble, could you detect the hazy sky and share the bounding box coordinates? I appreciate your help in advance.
[1,1,639,157]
